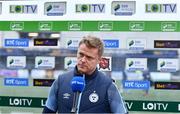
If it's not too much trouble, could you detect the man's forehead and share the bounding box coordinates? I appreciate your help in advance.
[78,46,99,57]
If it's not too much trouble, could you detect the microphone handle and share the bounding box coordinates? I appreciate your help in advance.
[76,92,82,114]
[71,93,77,113]
[71,74,85,114]
[71,92,80,113]
[75,74,85,113]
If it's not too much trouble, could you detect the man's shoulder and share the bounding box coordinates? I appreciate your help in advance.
[98,71,112,83]
[57,69,74,81]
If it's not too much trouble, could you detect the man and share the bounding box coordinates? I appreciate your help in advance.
[43,36,128,113]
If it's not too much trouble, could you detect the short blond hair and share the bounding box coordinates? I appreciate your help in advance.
[79,36,104,57]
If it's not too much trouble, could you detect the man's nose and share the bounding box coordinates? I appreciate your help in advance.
[81,56,87,62]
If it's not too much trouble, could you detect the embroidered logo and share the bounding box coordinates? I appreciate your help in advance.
[89,91,99,103]
[63,93,70,99]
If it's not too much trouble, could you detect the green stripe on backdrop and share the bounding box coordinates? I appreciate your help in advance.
[0,21,179,32]
[0,96,180,112]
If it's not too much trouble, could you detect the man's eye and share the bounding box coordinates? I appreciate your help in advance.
[87,57,93,60]
[79,53,83,57]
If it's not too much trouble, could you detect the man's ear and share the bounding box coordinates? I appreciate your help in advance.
[97,56,102,64]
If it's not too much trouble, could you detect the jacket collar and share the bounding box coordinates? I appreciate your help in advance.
[74,66,98,81]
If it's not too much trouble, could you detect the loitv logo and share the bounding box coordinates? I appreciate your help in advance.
[9,98,32,106]
[10,5,37,14]
[143,102,168,111]
[76,4,105,13]
[126,102,133,110]
[146,4,176,13]
[41,99,46,107]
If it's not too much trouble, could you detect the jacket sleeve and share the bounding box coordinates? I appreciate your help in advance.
[108,82,128,114]
[43,79,58,113]
[42,106,56,113]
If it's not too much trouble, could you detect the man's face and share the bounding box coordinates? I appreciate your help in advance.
[77,43,101,75]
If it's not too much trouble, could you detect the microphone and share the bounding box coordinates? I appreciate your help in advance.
[71,76,85,114]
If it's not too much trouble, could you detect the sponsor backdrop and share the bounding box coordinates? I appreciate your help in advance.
[0,0,179,21]
[0,0,180,114]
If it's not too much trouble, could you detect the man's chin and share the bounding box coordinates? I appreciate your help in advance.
[78,69,86,74]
